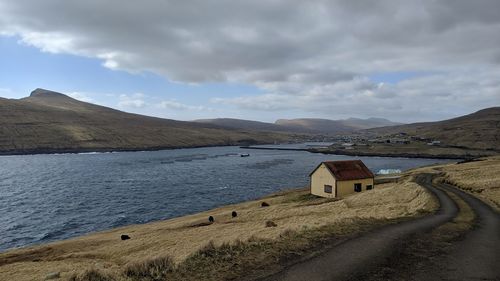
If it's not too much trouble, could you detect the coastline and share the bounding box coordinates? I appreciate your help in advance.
[0,142,261,157]
[4,157,498,281]
[240,146,474,160]
[1,141,492,160]
[0,173,437,281]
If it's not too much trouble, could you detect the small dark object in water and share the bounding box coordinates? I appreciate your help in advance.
[261,201,270,207]
[232,211,237,218]
[208,216,214,223]
[121,234,130,240]
[240,153,250,157]
[265,220,277,227]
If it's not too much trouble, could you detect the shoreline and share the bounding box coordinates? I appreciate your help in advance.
[0,172,436,281]
[0,143,256,157]
[0,142,488,160]
[0,173,429,254]
[0,186,309,254]
[240,146,473,160]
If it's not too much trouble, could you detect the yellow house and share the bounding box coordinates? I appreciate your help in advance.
[310,160,374,198]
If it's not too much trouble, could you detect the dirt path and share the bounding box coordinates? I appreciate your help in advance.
[259,174,500,281]
[425,181,500,280]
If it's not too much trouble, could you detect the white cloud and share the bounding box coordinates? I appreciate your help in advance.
[158,100,209,111]
[0,88,14,97]
[0,1,499,121]
[67,91,94,103]
[118,93,146,108]
[18,31,77,54]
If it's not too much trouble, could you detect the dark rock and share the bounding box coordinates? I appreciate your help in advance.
[232,211,237,218]
[261,201,270,207]
[265,220,277,227]
[208,216,214,223]
[121,234,131,240]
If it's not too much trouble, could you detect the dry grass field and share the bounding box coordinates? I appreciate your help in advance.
[438,156,500,211]
[0,175,436,281]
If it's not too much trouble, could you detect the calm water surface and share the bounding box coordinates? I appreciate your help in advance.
[0,146,453,251]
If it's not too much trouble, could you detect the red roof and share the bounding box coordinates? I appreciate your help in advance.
[310,160,374,181]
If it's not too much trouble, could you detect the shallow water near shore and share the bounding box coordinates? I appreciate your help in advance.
[0,145,452,251]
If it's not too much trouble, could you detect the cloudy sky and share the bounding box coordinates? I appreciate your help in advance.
[0,0,499,123]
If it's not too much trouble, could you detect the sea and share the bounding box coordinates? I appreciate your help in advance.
[0,145,453,251]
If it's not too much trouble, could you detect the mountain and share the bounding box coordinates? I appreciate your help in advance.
[0,89,289,154]
[366,107,500,150]
[275,118,401,134]
[196,117,400,135]
[194,118,297,133]
[341,117,403,130]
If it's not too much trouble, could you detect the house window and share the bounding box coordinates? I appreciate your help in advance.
[354,183,362,192]
[367,185,373,190]
[324,185,333,194]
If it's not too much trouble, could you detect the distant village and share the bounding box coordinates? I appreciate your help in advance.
[291,132,442,149]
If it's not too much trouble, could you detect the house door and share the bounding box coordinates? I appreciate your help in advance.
[354,183,362,192]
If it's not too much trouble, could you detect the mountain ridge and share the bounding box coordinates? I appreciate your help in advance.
[1,88,497,154]
[195,117,401,134]
[0,89,290,155]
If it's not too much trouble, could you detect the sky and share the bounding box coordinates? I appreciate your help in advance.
[0,1,499,123]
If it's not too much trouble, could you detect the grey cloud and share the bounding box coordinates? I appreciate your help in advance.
[214,68,500,122]
[0,0,499,121]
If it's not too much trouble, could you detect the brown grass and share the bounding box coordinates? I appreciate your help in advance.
[68,269,117,281]
[439,156,500,211]
[104,218,399,281]
[124,256,175,281]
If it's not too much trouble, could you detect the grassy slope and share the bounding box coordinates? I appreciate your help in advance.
[193,118,305,133]
[307,107,500,158]
[274,118,401,134]
[0,89,290,154]
[366,107,500,150]
[438,156,500,211]
[195,118,401,135]
[0,175,437,281]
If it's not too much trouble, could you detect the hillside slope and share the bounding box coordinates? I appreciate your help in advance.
[367,107,500,150]
[196,117,401,135]
[0,89,288,154]
[275,118,401,134]
[193,118,304,133]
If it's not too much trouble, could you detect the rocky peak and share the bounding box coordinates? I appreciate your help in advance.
[30,88,69,98]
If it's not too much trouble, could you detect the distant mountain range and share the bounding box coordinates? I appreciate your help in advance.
[0,88,498,155]
[275,118,402,133]
[366,107,500,150]
[0,89,289,154]
[195,117,401,134]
